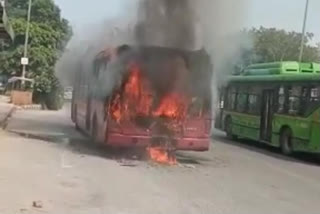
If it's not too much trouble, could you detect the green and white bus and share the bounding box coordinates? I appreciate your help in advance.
[215,61,320,155]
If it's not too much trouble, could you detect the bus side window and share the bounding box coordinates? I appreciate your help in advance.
[298,86,320,116]
[310,87,320,102]
[277,87,286,114]
[236,93,248,113]
[248,94,259,114]
[230,93,237,110]
[218,89,225,109]
[288,86,302,116]
[93,61,101,79]
[299,87,310,116]
[227,87,237,110]
[93,59,108,78]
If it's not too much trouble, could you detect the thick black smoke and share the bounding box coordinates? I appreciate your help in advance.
[135,0,199,50]
[56,0,249,105]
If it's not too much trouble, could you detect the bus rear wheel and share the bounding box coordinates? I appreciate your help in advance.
[280,128,293,155]
[225,117,237,140]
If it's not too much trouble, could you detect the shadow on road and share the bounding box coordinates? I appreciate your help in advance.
[6,104,211,167]
[213,132,320,166]
[10,131,210,167]
[10,127,320,167]
[176,152,212,165]
[10,130,149,162]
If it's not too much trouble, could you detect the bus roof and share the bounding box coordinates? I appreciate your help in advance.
[228,61,320,83]
[229,73,320,83]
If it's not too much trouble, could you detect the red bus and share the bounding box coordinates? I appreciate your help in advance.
[71,45,212,151]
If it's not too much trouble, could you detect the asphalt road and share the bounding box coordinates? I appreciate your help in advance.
[1,103,320,214]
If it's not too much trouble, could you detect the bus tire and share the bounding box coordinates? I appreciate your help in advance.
[280,128,293,155]
[225,117,237,140]
[91,114,99,145]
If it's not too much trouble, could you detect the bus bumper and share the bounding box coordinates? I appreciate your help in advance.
[106,133,210,151]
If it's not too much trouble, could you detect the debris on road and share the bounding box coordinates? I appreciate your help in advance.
[118,158,138,167]
[32,201,43,209]
[179,164,196,169]
[20,208,28,213]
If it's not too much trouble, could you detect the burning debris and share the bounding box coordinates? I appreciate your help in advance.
[147,146,177,165]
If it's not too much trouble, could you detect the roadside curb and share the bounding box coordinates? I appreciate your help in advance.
[16,105,42,111]
[0,106,16,130]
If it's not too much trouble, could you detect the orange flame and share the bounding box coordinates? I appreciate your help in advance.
[110,62,188,123]
[109,60,189,165]
[110,63,153,122]
[110,94,122,123]
[153,93,188,120]
[147,146,177,165]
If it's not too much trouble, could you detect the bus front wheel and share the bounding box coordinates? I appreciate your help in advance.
[280,128,293,155]
[225,117,237,140]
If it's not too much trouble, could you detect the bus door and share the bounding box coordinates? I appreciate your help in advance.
[260,90,275,141]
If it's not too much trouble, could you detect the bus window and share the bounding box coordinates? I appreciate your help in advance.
[93,61,103,79]
[288,86,301,115]
[277,87,286,114]
[218,90,225,109]
[227,87,237,110]
[236,93,248,113]
[310,87,320,102]
[230,93,237,110]
[248,94,259,114]
[299,87,309,116]
[188,97,203,117]
[298,86,320,116]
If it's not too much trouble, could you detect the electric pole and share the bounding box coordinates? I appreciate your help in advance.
[21,0,32,80]
[299,0,310,63]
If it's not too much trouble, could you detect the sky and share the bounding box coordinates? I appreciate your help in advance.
[54,0,320,45]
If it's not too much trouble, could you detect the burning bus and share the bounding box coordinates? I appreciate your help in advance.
[71,45,213,156]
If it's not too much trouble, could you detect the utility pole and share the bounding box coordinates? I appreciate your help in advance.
[21,0,32,80]
[298,0,310,63]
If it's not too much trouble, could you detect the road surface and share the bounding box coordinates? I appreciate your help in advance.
[1,103,320,214]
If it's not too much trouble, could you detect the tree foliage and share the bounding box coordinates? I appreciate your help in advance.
[241,27,320,66]
[0,0,72,109]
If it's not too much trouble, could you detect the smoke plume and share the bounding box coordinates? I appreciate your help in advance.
[135,0,198,50]
[56,0,249,103]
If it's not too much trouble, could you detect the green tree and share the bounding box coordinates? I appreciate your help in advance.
[0,0,72,109]
[245,27,320,64]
